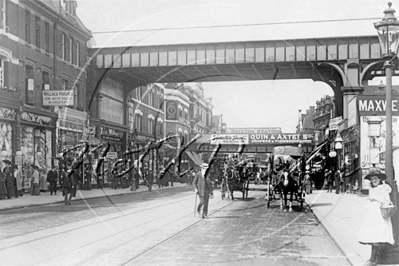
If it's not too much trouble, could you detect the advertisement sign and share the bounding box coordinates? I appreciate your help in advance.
[357,95,399,116]
[329,116,343,131]
[101,127,125,142]
[225,127,282,134]
[166,101,178,120]
[210,134,249,145]
[42,90,74,106]
[100,97,124,124]
[106,152,118,159]
[348,96,357,127]
[249,133,313,144]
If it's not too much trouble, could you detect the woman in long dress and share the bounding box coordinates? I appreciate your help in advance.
[358,171,394,266]
[39,169,48,192]
[304,171,312,194]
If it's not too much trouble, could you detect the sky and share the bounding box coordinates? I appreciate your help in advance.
[76,0,391,132]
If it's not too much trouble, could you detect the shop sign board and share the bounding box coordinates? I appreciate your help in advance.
[210,134,249,145]
[106,152,118,159]
[357,95,399,116]
[43,90,74,106]
[329,116,343,131]
[249,133,313,144]
[225,127,281,134]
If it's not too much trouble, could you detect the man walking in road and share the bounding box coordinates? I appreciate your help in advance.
[193,163,213,219]
[334,169,341,194]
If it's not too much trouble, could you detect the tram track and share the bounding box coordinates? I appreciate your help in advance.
[0,192,194,252]
[120,191,253,266]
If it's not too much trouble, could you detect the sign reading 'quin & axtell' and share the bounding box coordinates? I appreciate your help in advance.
[357,95,399,116]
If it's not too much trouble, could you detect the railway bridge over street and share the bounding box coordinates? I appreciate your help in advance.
[86,34,397,125]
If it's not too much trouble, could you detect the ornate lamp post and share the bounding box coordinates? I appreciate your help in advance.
[374,3,399,262]
[374,2,399,183]
[334,132,343,172]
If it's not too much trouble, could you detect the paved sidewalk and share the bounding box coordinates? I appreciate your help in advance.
[0,182,190,211]
[305,190,370,266]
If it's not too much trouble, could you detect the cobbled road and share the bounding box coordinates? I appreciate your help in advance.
[0,185,350,266]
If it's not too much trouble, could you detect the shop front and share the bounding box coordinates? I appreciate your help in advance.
[358,94,399,190]
[0,107,16,171]
[56,107,89,187]
[99,125,126,184]
[20,111,56,190]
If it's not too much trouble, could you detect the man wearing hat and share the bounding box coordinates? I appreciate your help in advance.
[3,160,15,198]
[193,162,214,219]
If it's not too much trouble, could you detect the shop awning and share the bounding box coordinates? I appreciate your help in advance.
[306,140,329,164]
[273,146,304,159]
[185,150,203,166]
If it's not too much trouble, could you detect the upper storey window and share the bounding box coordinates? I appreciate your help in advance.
[64,0,77,16]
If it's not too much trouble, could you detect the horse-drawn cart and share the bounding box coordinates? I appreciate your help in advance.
[266,146,306,211]
[220,163,250,200]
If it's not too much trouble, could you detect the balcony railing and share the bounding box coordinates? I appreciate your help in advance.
[0,87,20,101]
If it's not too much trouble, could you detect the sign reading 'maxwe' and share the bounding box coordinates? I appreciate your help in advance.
[357,95,399,116]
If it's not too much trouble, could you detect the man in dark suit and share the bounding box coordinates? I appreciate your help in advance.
[193,163,213,219]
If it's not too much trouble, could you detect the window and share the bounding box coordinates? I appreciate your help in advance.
[76,41,80,67]
[135,114,142,132]
[149,90,154,107]
[69,37,73,63]
[44,22,50,52]
[35,16,40,48]
[61,33,66,60]
[25,10,30,43]
[0,57,4,88]
[61,79,68,90]
[74,84,79,109]
[148,119,152,135]
[42,71,50,109]
[0,0,5,31]
[136,86,143,101]
[25,65,34,105]
[128,103,134,131]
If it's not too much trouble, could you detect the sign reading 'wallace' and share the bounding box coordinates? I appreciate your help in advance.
[43,90,74,106]
[357,95,399,116]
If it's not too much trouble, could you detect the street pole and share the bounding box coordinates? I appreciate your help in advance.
[374,3,399,262]
[384,61,394,183]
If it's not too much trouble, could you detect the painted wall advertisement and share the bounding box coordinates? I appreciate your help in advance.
[359,115,399,188]
[166,100,177,120]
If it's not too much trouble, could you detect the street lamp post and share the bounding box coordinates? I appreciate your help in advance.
[374,2,399,184]
[334,132,343,172]
[374,3,399,263]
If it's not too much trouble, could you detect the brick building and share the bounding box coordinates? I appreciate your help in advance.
[0,0,91,179]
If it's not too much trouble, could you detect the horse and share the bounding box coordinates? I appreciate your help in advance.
[221,166,247,200]
[274,170,300,212]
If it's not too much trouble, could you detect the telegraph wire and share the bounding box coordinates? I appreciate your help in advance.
[92,17,380,34]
